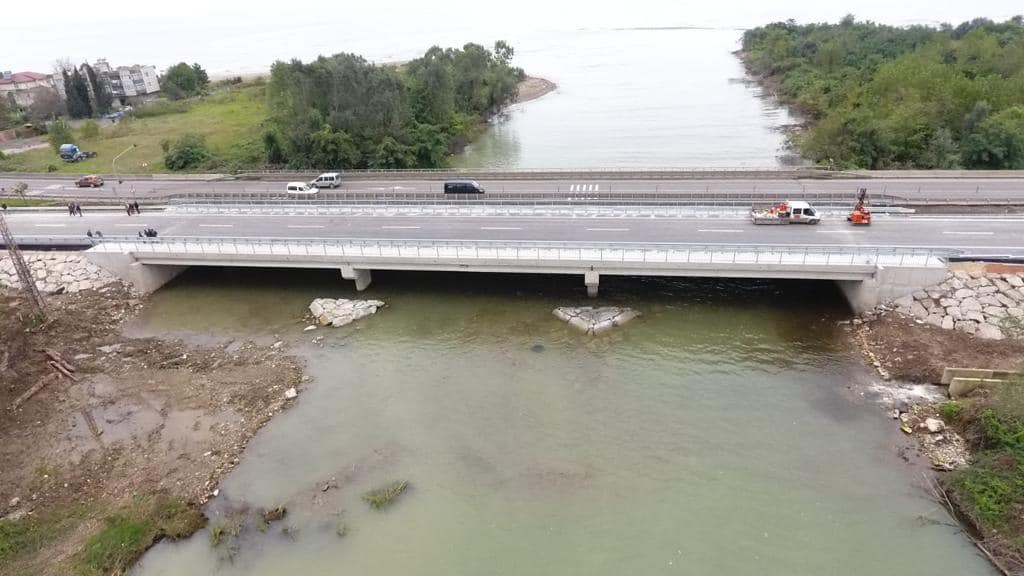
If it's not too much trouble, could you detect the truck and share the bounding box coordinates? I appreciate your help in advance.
[751,201,821,225]
[58,143,97,163]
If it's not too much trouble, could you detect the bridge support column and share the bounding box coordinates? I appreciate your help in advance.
[584,271,599,298]
[341,266,372,291]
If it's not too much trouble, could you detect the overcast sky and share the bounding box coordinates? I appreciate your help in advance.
[6,0,1022,74]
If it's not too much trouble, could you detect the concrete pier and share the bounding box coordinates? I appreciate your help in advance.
[341,266,373,291]
[585,271,599,298]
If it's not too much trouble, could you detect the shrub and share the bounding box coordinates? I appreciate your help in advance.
[79,119,100,140]
[940,402,963,421]
[129,100,190,119]
[47,118,73,153]
[163,133,211,171]
[363,481,409,509]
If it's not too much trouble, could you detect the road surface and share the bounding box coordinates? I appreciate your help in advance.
[5,209,1024,256]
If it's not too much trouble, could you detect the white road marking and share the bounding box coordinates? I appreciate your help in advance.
[815,230,865,234]
[585,227,629,231]
[480,226,523,230]
[199,224,233,228]
[381,225,421,229]
[34,224,66,228]
[698,229,743,233]
[287,225,325,229]
[942,231,995,236]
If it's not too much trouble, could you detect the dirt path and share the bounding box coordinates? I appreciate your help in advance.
[0,285,304,575]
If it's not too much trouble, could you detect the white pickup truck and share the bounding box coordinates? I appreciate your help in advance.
[751,201,821,225]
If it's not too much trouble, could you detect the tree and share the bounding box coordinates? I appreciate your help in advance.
[63,69,93,119]
[80,119,100,140]
[162,133,211,170]
[0,94,21,130]
[918,128,960,168]
[191,63,209,90]
[961,106,1024,169]
[81,63,112,115]
[161,62,208,100]
[25,88,63,121]
[262,129,286,165]
[47,118,73,153]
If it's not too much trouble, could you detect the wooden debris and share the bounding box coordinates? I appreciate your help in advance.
[9,373,57,410]
[48,360,78,382]
[41,348,76,373]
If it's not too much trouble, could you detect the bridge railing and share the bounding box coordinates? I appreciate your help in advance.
[89,236,954,268]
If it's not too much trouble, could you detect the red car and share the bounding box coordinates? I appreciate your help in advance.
[76,175,104,188]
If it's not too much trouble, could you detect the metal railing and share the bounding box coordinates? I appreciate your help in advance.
[89,236,955,268]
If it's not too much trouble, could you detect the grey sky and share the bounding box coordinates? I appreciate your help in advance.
[6,0,1022,73]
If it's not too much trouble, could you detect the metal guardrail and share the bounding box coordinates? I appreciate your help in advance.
[89,236,956,268]
[168,190,909,207]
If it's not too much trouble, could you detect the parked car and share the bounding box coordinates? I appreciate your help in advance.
[443,181,485,194]
[310,172,341,189]
[286,182,318,195]
[76,175,104,188]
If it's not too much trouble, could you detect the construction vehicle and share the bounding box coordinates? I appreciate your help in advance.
[847,188,872,225]
[751,200,821,225]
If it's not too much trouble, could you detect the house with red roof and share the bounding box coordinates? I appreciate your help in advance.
[0,71,64,109]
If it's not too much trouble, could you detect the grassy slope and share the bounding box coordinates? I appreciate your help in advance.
[2,86,267,174]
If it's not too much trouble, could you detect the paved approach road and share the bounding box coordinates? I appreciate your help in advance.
[6,176,1024,202]
[6,210,1024,256]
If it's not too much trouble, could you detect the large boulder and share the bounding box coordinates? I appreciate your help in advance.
[977,324,1005,341]
[953,288,976,299]
[892,294,915,309]
[941,316,955,330]
[960,298,983,312]
[955,321,978,335]
[1008,275,1024,288]
[309,298,385,328]
[946,306,964,321]
[911,302,929,319]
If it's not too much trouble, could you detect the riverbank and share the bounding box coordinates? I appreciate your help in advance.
[853,263,1024,574]
[0,283,304,576]
[515,76,557,104]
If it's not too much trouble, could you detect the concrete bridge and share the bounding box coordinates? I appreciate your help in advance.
[83,236,951,312]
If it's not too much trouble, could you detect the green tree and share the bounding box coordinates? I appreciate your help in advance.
[81,63,112,115]
[309,124,359,168]
[161,63,208,100]
[162,133,211,170]
[961,106,1024,168]
[63,69,93,119]
[262,129,286,165]
[0,94,21,130]
[47,118,73,153]
[919,128,961,168]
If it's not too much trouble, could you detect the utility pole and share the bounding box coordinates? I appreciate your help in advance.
[112,144,136,201]
[0,211,47,323]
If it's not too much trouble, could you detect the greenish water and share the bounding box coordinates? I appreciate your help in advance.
[131,269,995,575]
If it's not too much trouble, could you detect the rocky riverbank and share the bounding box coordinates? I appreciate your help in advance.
[0,285,304,576]
[0,251,116,294]
[309,298,385,327]
[515,76,557,104]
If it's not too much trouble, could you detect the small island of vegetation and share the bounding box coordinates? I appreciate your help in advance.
[742,16,1024,170]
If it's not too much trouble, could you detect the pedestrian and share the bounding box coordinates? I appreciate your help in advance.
[68,202,74,216]
[126,202,132,216]
[133,201,140,214]
[95,230,103,238]
[76,204,83,217]
[1,203,7,211]
[87,230,93,238]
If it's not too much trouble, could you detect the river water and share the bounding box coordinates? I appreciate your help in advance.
[130,269,995,575]
[453,28,798,169]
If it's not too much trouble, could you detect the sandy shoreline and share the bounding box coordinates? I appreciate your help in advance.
[515,76,557,104]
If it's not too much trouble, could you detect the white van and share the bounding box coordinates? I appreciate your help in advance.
[310,172,341,189]
[286,182,318,195]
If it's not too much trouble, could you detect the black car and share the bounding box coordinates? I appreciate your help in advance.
[443,180,485,194]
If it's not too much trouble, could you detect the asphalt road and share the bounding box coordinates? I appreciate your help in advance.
[6,176,1024,202]
[6,210,1024,255]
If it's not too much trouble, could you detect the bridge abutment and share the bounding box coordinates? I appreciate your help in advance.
[341,266,373,291]
[85,251,187,294]
[837,265,949,313]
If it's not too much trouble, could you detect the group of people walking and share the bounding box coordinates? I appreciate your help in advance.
[126,201,142,215]
[67,203,83,216]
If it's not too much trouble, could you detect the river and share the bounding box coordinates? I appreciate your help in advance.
[454,28,799,168]
[129,269,996,575]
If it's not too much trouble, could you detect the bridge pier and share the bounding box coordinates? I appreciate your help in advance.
[341,266,373,291]
[584,270,599,298]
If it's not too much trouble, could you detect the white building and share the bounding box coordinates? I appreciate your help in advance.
[93,59,160,100]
